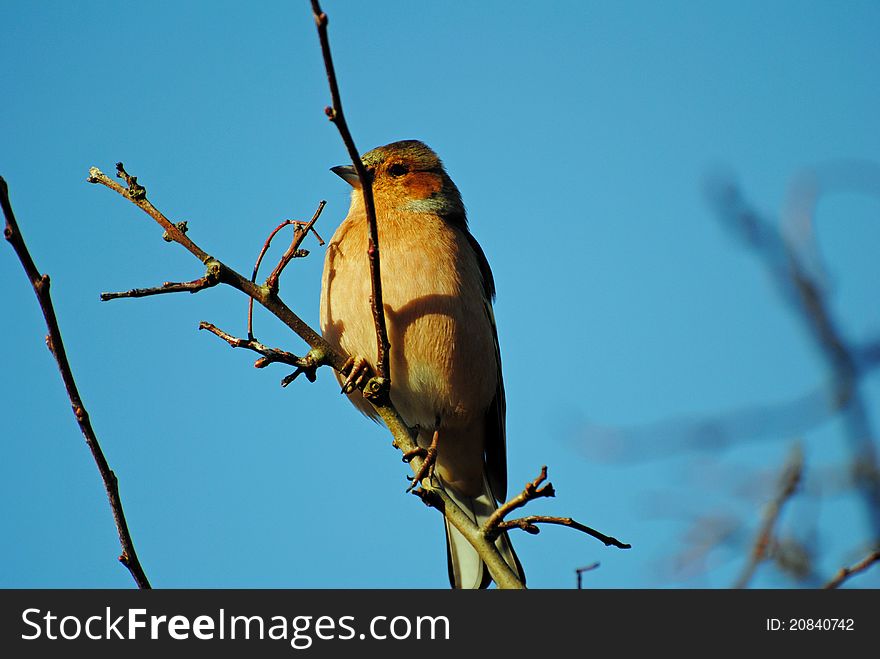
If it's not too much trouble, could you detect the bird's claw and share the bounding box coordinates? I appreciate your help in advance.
[405,429,439,493]
[340,355,373,394]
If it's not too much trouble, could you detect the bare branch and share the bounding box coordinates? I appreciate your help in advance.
[483,466,631,551]
[823,549,880,589]
[88,163,211,263]
[88,165,342,373]
[2,176,150,589]
[499,515,631,549]
[199,321,319,384]
[733,443,803,588]
[310,0,391,395]
[575,562,600,589]
[248,200,326,340]
[265,201,326,293]
[101,269,220,301]
[484,466,556,538]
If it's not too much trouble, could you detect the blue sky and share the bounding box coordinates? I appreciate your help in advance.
[2,1,879,588]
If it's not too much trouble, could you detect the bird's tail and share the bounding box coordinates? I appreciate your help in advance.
[440,473,525,589]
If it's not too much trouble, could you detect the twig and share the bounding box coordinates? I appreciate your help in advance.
[89,163,211,262]
[265,202,326,293]
[499,516,632,549]
[101,273,220,300]
[733,443,803,588]
[1,176,150,589]
[311,0,391,394]
[248,201,326,340]
[822,549,880,589]
[484,466,556,538]
[199,321,318,384]
[575,562,600,589]
[483,466,631,551]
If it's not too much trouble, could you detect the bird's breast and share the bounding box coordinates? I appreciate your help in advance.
[320,209,497,430]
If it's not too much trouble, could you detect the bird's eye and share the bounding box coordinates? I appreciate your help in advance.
[388,163,409,177]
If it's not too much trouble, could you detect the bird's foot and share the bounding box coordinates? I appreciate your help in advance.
[339,355,373,394]
[404,428,439,493]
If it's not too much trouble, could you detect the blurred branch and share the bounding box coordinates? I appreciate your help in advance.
[580,387,837,462]
[709,175,880,540]
[733,444,803,588]
[823,549,880,589]
[1,176,150,589]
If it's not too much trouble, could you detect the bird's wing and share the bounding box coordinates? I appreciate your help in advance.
[464,230,507,502]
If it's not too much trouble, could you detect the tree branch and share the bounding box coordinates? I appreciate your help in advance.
[310,0,391,394]
[484,466,555,537]
[822,549,880,589]
[499,515,632,549]
[88,165,341,372]
[482,466,632,551]
[247,201,326,340]
[733,443,803,588]
[575,562,600,589]
[265,202,326,294]
[101,271,220,301]
[199,321,319,384]
[1,176,151,589]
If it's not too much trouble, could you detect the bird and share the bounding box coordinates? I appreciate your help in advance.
[319,139,523,588]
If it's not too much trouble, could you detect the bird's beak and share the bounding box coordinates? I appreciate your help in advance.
[330,165,362,188]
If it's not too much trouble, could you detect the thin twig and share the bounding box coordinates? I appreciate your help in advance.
[249,219,298,339]
[576,562,600,589]
[733,443,803,588]
[2,176,150,589]
[311,0,391,394]
[266,201,326,293]
[822,549,880,589]
[199,321,318,384]
[484,466,556,539]
[101,273,220,301]
[89,163,211,263]
[483,466,631,550]
[247,201,326,340]
[499,516,632,549]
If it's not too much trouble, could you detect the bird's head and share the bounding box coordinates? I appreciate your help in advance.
[332,140,465,222]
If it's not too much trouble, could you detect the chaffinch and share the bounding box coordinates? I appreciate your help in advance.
[319,140,523,588]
